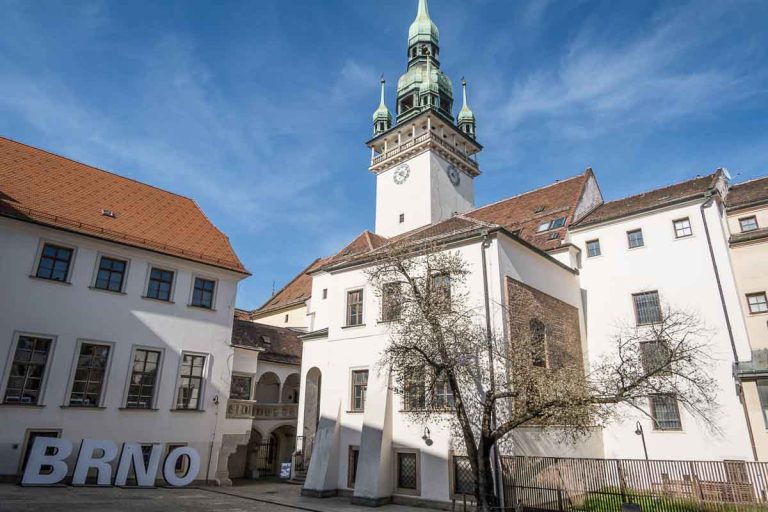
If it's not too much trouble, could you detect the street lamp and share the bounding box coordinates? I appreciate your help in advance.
[634,421,649,460]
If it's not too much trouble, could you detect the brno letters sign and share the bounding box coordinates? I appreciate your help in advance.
[21,438,200,487]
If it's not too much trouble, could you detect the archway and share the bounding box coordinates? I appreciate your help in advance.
[271,424,297,476]
[282,373,300,403]
[255,372,280,403]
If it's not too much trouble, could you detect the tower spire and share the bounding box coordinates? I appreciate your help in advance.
[457,77,477,139]
[372,75,392,136]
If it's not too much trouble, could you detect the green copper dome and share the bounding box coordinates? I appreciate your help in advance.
[408,0,439,46]
[457,79,475,123]
[372,77,393,135]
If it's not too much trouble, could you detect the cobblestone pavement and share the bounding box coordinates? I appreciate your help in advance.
[0,485,301,512]
[0,482,432,512]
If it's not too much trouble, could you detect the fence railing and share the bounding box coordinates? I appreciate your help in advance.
[453,455,768,511]
[225,399,298,420]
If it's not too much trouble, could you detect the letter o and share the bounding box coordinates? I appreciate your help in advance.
[163,446,200,487]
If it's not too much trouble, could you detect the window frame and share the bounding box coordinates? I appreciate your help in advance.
[585,239,601,258]
[18,429,62,476]
[90,253,130,294]
[429,273,452,313]
[529,319,548,368]
[739,216,759,233]
[381,281,403,322]
[1,332,57,406]
[173,351,209,411]
[746,292,768,315]
[626,228,645,249]
[672,217,693,239]
[632,291,663,326]
[639,340,672,376]
[649,394,683,431]
[345,288,365,327]
[32,240,76,284]
[143,264,177,303]
[230,372,255,401]
[349,368,369,413]
[64,339,115,408]
[166,443,190,475]
[189,275,217,310]
[122,345,165,410]
[536,217,566,233]
[393,449,421,496]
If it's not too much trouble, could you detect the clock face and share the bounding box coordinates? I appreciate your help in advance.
[446,165,460,186]
[393,164,410,185]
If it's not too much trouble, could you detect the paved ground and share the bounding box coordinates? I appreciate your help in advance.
[0,481,432,512]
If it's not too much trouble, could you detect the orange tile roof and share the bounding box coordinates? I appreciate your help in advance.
[0,136,247,274]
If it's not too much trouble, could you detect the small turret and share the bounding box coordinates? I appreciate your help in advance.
[372,76,393,136]
[457,78,476,139]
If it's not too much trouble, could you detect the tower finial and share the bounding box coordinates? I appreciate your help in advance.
[379,75,387,107]
[462,77,468,107]
[417,0,430,18]
[372,75,392,136]
[457,77,476,139]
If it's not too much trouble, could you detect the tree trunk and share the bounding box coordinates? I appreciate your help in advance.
[475,437,499,512]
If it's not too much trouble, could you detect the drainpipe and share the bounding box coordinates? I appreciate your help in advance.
[699,192,758,460]
[480,231,504,508]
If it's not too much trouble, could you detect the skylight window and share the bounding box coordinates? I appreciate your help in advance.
[537,217,566,232]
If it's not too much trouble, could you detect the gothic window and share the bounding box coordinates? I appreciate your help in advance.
[529,319,547,368]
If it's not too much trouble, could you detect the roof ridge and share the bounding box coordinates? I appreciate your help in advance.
[256,257,323,311]
[468,171,588,215]
[599,171,720,206]
[730,174,768,188]
[0,135,198,203]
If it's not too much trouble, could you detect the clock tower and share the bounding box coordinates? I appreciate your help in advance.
[367,0,481,238]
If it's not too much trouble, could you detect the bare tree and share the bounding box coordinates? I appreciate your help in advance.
[366,241,718,511]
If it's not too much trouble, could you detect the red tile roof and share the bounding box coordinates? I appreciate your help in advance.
[575,171,722,227]
[727,176,768,211]
[231,319,302,365]
[467,171,592,251]
[0,137,247,274]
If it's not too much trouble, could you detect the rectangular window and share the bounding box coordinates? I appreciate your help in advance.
[322,288,328,299]
[757,380,768,428]
[94,256,127,292]
[433,376,455,409]
[4,335,53,405]
[348,447,359,488]
[191,277,216,309]
[36,243,73,282]
[627,229,644,248]
[586,239,601,258]
[740,216,759,232]
[381,282,402,322]
[230,375,252,400]
[21,431,60,473]
[529,319,548,368]
[146,267,174,301]
[453,457,475,496]
[69,343,110,406]
[403,377,426,411]
[167,444,188,474]
[650,394,682,431]
[633,291,662,325]
[126,348,161,409]
[430,273,451,312]
[397,452,418,491]
[346,289,364,326]
[673,218,693,238]
[536,217,566,233]
[176,354,206,410]
[640,340,671,375]
[747,293,768,314]
[351,370,368,412]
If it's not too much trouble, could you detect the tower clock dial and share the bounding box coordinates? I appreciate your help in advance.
[393,164,411,185]
[446,165,460,186]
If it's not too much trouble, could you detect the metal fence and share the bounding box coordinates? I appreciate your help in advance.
[453,455,768,511]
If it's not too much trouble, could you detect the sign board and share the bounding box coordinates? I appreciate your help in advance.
[279,462,292,479]
[21,438,200,487]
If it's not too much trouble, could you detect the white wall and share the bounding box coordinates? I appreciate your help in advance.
[569,200,754,461]
[375,151,474,238]
[0,218,247,480]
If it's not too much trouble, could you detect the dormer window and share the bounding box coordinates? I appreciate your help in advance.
[536,217,566,232]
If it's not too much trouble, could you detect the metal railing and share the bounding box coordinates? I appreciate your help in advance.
[225,399,298,420]
[370,131,478,170]
[452,455,768,511]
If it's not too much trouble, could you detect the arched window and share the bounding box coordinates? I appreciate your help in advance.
[529,319,547,368]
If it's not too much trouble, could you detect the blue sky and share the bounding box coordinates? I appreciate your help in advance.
[1,0,767,309]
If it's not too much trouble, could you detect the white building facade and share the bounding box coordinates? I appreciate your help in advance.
[0,136,250,484]
[289,0,762,508]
